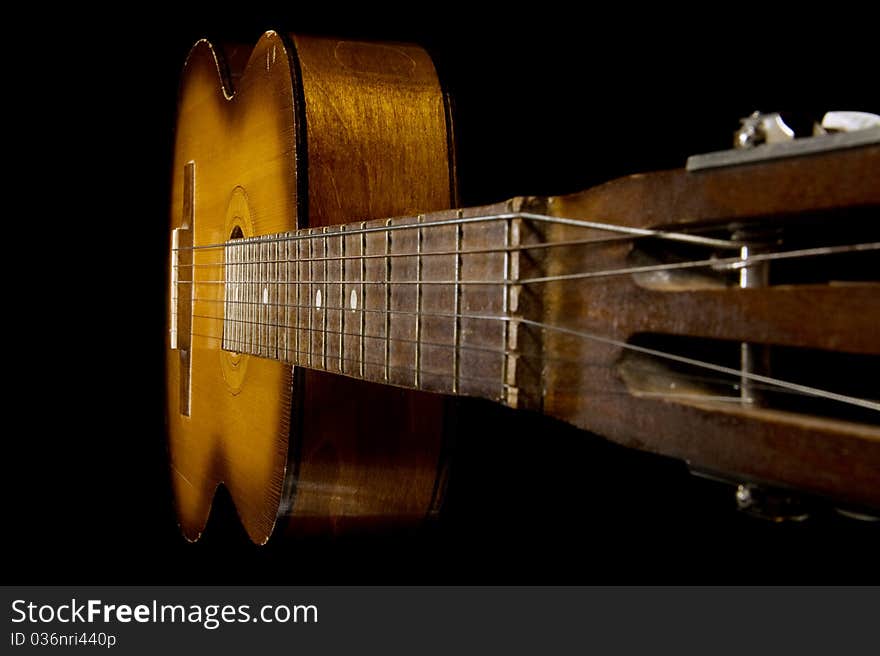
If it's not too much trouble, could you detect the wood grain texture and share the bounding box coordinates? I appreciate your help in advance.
[280,34,454,534]
[167,32,299,544]
[167,32,455,543]
[533,145,880,509]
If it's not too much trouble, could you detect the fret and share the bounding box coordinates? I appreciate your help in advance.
[248,239,255,354]
[231,241,236,351]
[505,217,526,407]
[296,233,305,367]
[269,239,277,360]
[269,239,275,358]
[287,233,299,364]
[457,205,508,399]
[415,215,423,387]
[338,225,346,373]
[240,240,246,352]
[274,238,281,360]
[387,215,419,388]
[342,224,363,377]
[247,240,252,353]
[359,222,366,379]
[257,238,264,356]
[275,238,282,360]
[265,238,271,357]
[282,234,290,363]
[364,220,388,380]
[320,225,341,373]
[238,242,243,351]
[452,212,462,394]
[384,218,392,382]
[258,240,263,356]
[307,229,315,368]
[419,210,459,393]
[501,217,511,399]
[267,239,273,358]
[232,240,240,352]
[258,239,265,357]
[222,242,228,350]
[241,239,247,352]
[237,240,243,352]
[310,228,325,370]
[322,226,329,371]
[291,233,302,364]
[221,241,228,350]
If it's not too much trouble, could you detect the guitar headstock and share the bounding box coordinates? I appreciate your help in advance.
[508,122,880,515]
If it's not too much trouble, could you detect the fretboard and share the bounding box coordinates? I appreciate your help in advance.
[220,202,540,408]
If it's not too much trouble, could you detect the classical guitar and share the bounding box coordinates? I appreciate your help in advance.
[167,31,880,544]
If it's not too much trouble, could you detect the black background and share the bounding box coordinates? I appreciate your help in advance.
[8,7,878,583]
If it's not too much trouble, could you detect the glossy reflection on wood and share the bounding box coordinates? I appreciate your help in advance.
[167,32,454,543]
[282,34,453,535]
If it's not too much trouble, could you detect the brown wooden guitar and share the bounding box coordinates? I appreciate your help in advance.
[166,31,880,544]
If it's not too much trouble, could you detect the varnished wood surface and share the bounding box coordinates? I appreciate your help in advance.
[167,33,299,544]
[167,32,454,543]
[537,145,880,509]
[215,143,880,510]
[282,34,454,534]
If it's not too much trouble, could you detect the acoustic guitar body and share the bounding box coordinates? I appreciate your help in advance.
[166,32,455,544]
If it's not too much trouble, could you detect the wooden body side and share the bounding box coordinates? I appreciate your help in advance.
[280,34,455,535]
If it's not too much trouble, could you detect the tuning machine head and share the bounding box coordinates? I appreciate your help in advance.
[734,112,795,149]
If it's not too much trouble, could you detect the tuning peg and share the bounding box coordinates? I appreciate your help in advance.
[734,111,795,149]
[814,110,880,135]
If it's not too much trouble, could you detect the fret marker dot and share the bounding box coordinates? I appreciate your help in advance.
[262,287,268,304]
[316,290,322,309]
[350,289,358,310]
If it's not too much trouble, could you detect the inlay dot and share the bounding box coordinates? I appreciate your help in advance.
[350,289,358,310]
[316,290,322,309]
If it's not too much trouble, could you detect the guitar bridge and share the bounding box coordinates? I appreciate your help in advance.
[169,161,195,416]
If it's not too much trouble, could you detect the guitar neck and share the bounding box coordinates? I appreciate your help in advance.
[220,198,538,409]
[198,143,880,511]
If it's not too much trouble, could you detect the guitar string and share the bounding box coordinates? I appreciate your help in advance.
[168,214,879,412]
[172,241,880,286]
[520,317,880,412]
[171,211,741,253]
[185,328,850,405]
[177,303,880,412]
[172,233,641,268]
[188,312,872,401]
[171,233,880,271]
